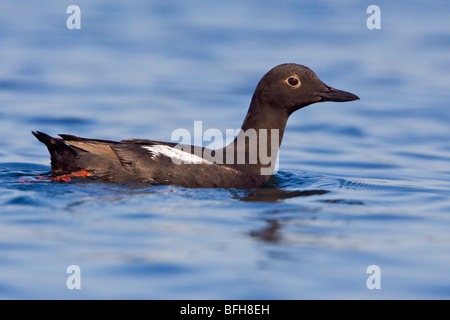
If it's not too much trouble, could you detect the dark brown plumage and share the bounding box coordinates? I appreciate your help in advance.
[33,63,359,188]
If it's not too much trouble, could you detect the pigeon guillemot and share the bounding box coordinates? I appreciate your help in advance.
[33,63,359,188]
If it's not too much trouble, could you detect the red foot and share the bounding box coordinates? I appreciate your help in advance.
[38,170,91,182]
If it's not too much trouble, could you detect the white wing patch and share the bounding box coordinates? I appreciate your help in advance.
[142,145,213,165]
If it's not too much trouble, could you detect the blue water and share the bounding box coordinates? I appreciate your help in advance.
[1,0,450,299]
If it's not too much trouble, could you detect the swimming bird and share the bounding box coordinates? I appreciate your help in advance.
[33,63,359,188]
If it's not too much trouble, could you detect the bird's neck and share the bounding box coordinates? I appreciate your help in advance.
[220,99,289,177]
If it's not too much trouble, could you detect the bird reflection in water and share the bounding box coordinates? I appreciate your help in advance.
[230,187,328,244]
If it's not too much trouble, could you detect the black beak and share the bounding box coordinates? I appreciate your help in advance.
[317,84,359,102]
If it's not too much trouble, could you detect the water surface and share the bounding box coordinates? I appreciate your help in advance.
[0,0,449,299]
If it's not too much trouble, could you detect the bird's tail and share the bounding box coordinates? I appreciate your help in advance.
[32,131,80,173]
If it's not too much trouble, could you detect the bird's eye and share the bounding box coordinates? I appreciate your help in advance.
[286,76,301,87]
